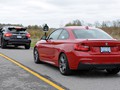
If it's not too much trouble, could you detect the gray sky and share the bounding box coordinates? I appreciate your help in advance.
[0,0,120,27]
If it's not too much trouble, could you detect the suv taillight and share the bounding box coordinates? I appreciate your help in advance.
[4,33,12,37]
[74,43,89,51]
[26,33,31,38]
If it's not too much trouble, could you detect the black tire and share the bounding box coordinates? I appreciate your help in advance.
[59,53,71,75]
[33,48,42,64]
[1,39,6,49]
[14,45,18,48]
[106,69,120,74]
[25,45,30,49]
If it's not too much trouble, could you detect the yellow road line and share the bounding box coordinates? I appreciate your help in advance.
[0,53,64,90]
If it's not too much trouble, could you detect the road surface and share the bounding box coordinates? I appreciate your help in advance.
[0,46,120,90]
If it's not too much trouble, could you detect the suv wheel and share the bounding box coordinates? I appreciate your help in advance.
[25,44,30,49]
[1,39,7,49]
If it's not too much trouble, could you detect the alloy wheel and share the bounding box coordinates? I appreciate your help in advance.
[34,48,41,63]
[59,53,71,75]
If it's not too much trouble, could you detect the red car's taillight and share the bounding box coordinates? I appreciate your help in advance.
[118,45,120,51]
[74,43,89,51]
[4,33,12,37]
[26,33,31,38]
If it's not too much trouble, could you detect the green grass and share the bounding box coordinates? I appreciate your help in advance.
[31,38,40,47]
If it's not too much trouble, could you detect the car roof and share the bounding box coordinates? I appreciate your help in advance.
[64,26,98,30]
[2,26,27,31]
[3,26,24,28]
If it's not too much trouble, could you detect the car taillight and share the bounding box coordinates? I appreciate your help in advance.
[26,33,31,38]
[74,43,89,51]
[118,45,120,51]
[4,33,12,37]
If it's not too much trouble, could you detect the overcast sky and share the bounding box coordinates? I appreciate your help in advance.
[0,0,120,27]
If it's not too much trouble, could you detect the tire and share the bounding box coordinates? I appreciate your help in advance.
[106,68,120,74]
[25,45,30,49]
[33,48,42,64]
[1,39,6,49]
[14,45,18,48]
[59,53,71,75]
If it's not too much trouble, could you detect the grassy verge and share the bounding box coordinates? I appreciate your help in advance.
[31,38,40,47]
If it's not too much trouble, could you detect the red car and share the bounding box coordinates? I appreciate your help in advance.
[33,26,120,75]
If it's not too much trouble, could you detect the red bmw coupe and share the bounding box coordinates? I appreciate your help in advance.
[33,26,120,75]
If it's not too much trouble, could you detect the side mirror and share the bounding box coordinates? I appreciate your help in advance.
[41,35,47,40]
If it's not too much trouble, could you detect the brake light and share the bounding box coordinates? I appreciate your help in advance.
[74,43,89,51]
[4,33,12,37]
[26,33,31,38]
[118,45,120,51]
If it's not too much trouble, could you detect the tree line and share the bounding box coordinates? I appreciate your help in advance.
[65,19,120,28]
[0,19,120,39]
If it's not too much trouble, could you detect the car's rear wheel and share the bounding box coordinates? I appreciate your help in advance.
[1,39,7,49]
[33,48,42,64]
[59,53,71,75]
[106,68,120,74]
[25,44,30,49]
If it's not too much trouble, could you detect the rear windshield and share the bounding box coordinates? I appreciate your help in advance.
[8,28,26,34]
[72,29,113,39]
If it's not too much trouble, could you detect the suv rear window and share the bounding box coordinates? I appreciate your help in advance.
[73,29,113,39]
[8,28,27,34]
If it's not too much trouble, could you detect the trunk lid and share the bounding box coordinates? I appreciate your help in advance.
[76,39,120,55]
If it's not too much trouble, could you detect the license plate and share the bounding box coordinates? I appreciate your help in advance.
[17,36,22,38]
[100,47,111,52]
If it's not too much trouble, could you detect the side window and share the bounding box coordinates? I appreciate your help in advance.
[58,30,69,40]
[48,29,62,40]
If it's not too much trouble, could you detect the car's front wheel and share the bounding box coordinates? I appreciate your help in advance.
[33,48,42,64]
[59,53,71,75]
[106,68,120,74]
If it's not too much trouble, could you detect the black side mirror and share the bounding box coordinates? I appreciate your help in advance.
[41,35,47,40]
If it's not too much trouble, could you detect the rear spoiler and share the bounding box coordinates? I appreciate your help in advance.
[8,27,27,31]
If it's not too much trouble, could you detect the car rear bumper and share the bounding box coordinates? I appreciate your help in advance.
[4,39,31,45]
[77,63,120,70]
[67,51,120,70]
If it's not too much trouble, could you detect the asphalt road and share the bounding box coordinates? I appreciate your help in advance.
[0,55,56,90]
[1,46,120,90]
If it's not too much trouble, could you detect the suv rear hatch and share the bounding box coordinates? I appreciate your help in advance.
[8,27,29,39]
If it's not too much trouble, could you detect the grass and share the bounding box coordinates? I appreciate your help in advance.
[31,38,40,47]
[102,27,120,40]
[28,28,54,47]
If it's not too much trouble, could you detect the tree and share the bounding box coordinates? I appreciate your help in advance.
[65,19,82,26]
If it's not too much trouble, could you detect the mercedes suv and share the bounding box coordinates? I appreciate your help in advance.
[0,26,31,49]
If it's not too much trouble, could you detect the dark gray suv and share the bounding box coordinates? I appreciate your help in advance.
[0,26,31,49]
